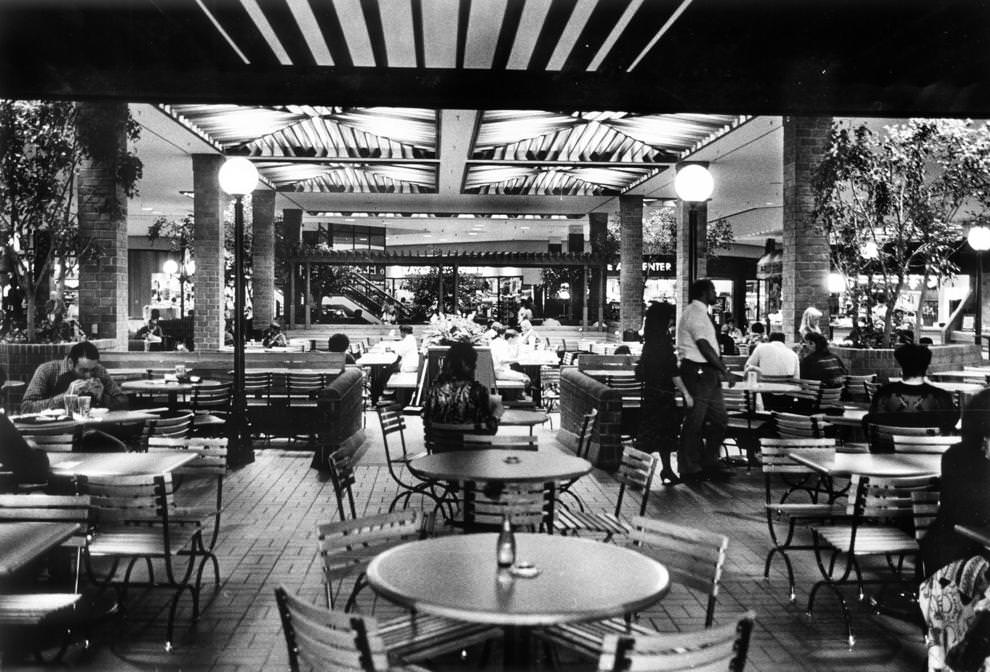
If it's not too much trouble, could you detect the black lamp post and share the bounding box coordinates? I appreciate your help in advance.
[219,157,258,467]
[674,164,714,288]
[969,225,990,347]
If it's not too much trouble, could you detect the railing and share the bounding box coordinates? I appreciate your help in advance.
[340,269,414,321]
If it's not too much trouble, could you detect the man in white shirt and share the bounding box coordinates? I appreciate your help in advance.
[393,325,420,373]
[676,279,737,483]
[744,332,799,378]
[519,319,541,350]
[490,328,531,386]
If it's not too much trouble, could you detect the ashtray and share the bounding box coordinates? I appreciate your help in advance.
[509,561,541,579]
[503,455,521,464]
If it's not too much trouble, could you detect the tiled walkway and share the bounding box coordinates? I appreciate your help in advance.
[5,416,927,671]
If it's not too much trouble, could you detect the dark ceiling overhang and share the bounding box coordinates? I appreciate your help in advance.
[2,0,989,116]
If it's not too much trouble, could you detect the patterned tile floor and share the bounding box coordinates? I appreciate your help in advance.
[3,415,927,671]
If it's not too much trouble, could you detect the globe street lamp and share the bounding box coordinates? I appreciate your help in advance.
[218,157,258,466]
[968,224,990,346]
[674,164,714,288]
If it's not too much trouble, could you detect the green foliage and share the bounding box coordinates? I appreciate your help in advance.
[402,267,488,320]
[813,119,990,343]
[0,100,142,340]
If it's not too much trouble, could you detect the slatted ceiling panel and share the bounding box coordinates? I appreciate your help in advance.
[506,0,554,69]
[563,0,633,71]
[238,0,293,65]
[545,0,597,70]
[333,0,376,66]
[571,166,656,188]
[255,0,315,65]
[285,0,335,65]
[200,0,279,65]
[600,0,685,72]
[331,109,437,150]
[421,0,459,67]
[464,0,507,69]
[171,105,302,144]
[611,114,738,149]
[380,0,417,67]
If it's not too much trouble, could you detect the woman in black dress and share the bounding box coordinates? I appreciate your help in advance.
[636,302,693,484]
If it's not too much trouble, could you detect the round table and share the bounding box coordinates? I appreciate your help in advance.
[789,451,942,478]
[410,450,591,484]
[367,533,670,627]
[500,409,550,433]
[120,378,221,413]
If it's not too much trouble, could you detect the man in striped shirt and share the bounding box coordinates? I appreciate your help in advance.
[21,341,128,414]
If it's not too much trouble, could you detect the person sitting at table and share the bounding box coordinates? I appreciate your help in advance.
[519,319,541,350]
[746,321,767,350]
[327,333,357,365]
[744,332,799,379]
[799,332,847,388]
[261,320,288,348]
[613,344,631,355]
[490,328,531,388]
[393,324,420,373]
[918,389,990,670]
[136,308,164,341]
[718,324,739,356]
[423,342,502,450]
[866,342,957,445]
[21,341,128,414]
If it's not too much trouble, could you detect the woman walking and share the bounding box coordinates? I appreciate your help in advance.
[636,302,693,485]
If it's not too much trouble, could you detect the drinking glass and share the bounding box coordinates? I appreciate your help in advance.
[63,393,79,417]
[175,364,187,377]
[75,396,91,420]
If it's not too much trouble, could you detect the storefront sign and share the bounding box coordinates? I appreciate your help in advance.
[607,255,675,276]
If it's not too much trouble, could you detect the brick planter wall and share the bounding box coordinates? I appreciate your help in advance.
[0,339,117,383]
[313,366,366,470]
[557,367,623,471]
[832,344,983,380]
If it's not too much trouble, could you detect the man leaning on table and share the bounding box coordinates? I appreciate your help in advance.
[21,341,128,414]
[676,279,737,483]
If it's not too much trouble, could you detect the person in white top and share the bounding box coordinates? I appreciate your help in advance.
[675,279,737,483]
[393,325,420,373]
[490,328,531,387]
[519,319,541,350]
[744,332,800,378]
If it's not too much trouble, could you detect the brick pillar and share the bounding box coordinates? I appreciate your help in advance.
[619,196,643,333]
[588,213,608,323]
[568,226,585,325]
[192,154,226,351]
[283,209,302,325]
[782,116,832,341]
[251,189,276,326]
[76,102,129,349]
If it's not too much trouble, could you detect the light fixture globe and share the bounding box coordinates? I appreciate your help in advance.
[674,164,714,203]
[218,157,259,196]
[162,259,179,276]
[826,272,846,294]
[969,225,990,252]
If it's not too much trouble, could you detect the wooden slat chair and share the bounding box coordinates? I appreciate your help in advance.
[188,383,232,436]
[608,377,642,440]
[891,434,960,454]
[864,380,881,402]
[285,373,325,407]
[773,411,829,439]
[375,405,447,514]
[843,374,876,405]
[274,585,445,672]
[808,474,939,647]
[538,516,730,660]
[423,422,491,454]
[554,442,658,541]
[241,371,273,446]
[22,424,82,453]
[816,385,845,413]
[868,423,941,454]
[0,493,91,591]
[146,437,227,591]
[81,472,210,650]
[722,387,767,464]
[557,408,598,512]
[561,351,580,367]
[760,438,845,602]
[911,491,941,578]
[462,481,553,533]
[540,365,562,429]
[596,611,756,672]
[139,411,193,451]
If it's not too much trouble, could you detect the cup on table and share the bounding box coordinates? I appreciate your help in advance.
[63,393,79,417]
[75,395,91,420]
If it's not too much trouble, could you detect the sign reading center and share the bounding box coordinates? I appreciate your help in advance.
[607,255,675,277]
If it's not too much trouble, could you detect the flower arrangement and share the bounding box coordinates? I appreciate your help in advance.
[421,314,487,349]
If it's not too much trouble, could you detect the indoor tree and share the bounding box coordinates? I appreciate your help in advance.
[813,119,990,345]
[0,100,142,341]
